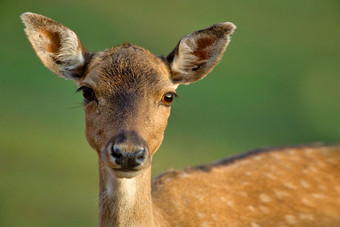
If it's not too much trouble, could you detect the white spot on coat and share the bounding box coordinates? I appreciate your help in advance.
[300,180,310,188]
[302,198,312,206]
[275,190,289,198]
[253,155,262,161]
[259,206,270,214]
[248,205,256,212]
[288,150,296,155]
[181,173,190,178]
[285,215,296,224]
[318,184,327,191]
[251,222,261,227]
[226,200,234,207]
[312,193,325,199]
[197,212,205,219]
[299,213,314,221]
[265,173,275,180]
[245,172,253,176]
[260,193,272,203]
[284,182,297,189]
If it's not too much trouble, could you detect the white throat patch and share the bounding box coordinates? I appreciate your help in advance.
[105,167,137,209]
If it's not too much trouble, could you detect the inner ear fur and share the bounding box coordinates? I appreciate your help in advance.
[167,22,236,84]
[21,12,89,80]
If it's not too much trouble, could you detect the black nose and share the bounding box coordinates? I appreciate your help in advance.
[111,144,146,169]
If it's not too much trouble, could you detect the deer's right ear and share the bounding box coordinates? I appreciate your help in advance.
[21,12,89,81]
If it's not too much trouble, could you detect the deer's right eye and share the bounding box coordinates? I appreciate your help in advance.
[77,87,96,103]
[82,87,95,102]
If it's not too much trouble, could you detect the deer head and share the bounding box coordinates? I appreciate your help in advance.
[21,12,236,179]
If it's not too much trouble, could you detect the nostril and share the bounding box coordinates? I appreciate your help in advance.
[111,144,123,159]
[134,148,145,164]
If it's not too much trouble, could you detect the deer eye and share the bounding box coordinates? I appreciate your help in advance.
[161,92,177,107]
[78,87,96,103]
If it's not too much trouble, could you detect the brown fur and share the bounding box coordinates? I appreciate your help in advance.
[192,36,216,60]
[38,29,61,53]
[21,12,340,227]
[152,145,340,226]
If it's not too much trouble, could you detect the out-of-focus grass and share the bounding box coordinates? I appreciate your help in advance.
[1,0,339,226]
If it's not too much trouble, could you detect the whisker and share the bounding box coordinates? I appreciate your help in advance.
[68,102,84,110]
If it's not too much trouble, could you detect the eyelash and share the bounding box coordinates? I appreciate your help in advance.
[76,86,96,103]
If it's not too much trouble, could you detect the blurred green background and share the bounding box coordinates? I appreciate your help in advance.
[1,0,339,226]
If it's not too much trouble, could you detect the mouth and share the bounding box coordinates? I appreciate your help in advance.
[110,168,143,179]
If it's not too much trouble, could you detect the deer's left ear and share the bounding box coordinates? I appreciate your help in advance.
[167,22,236,84]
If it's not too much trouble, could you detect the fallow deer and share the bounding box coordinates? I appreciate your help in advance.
[21,12,340,227]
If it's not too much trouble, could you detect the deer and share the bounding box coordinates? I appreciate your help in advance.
[21,12,340,227]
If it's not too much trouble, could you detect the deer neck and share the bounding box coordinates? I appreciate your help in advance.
[98,161,154,227]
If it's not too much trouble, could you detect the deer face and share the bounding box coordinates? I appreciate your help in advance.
[21,12,235,178]
[79,46,176,177]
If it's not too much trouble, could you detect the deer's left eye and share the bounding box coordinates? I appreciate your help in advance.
[161,92,177,107]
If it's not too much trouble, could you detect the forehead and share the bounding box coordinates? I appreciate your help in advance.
[82,44,173,95]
